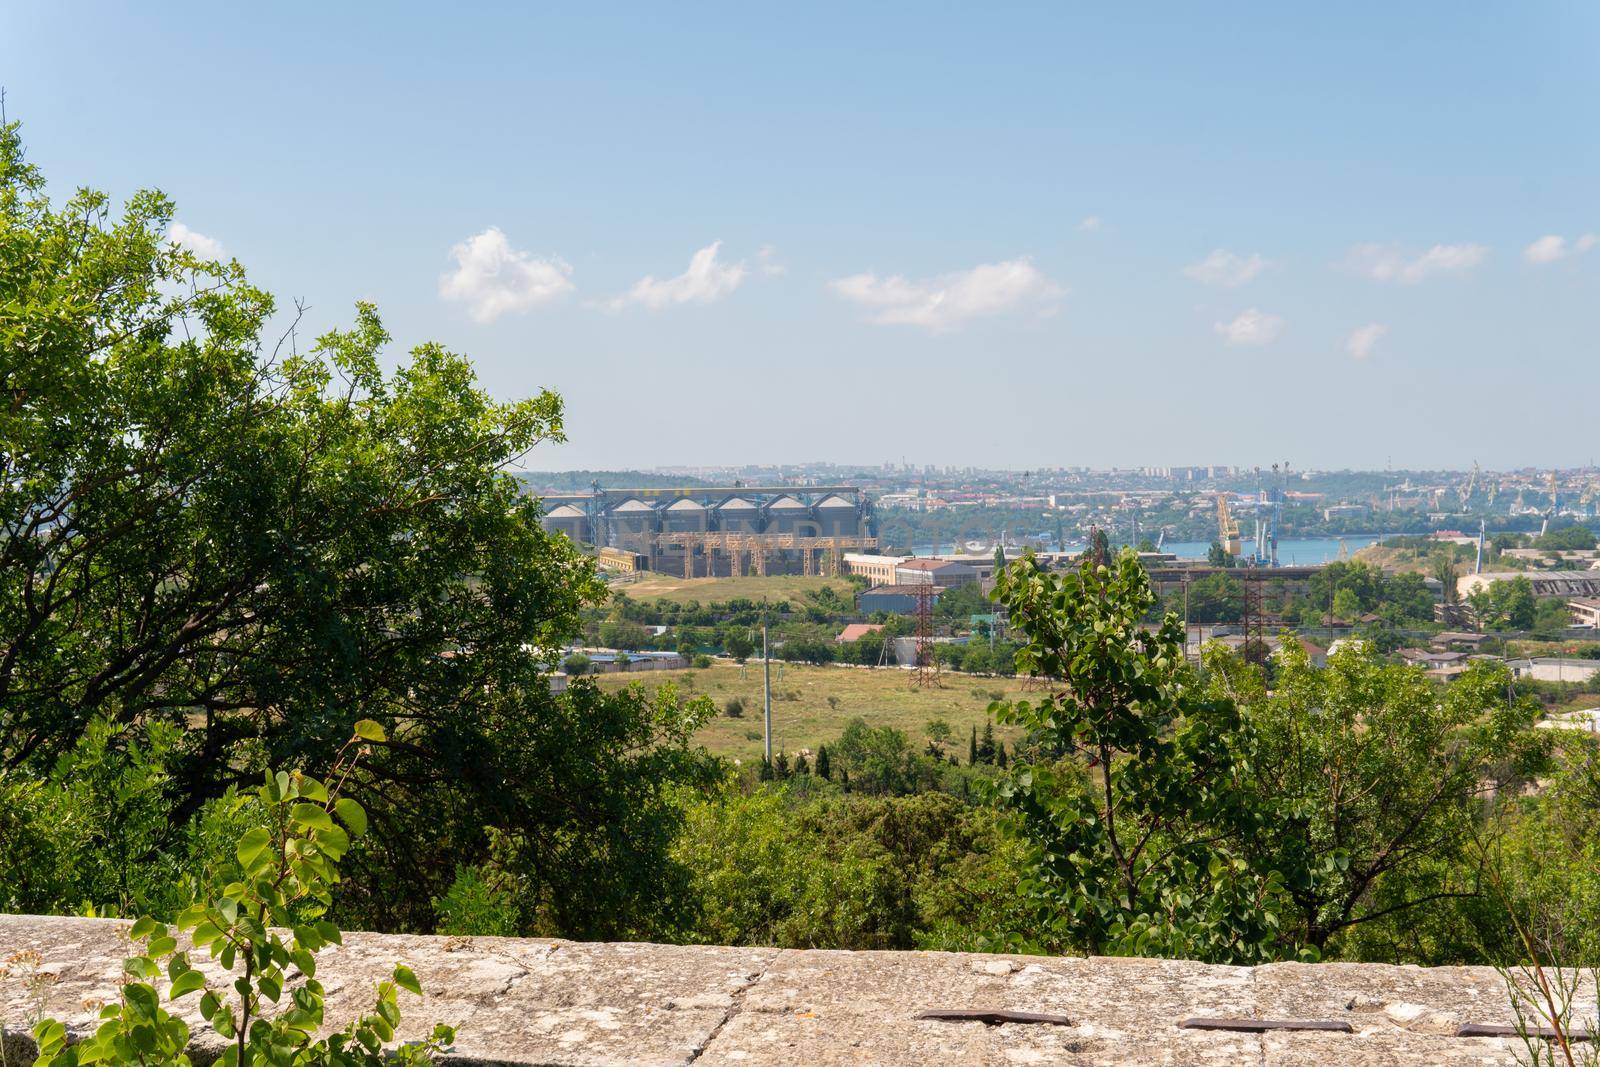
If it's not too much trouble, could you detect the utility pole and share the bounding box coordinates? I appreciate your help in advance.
[762,598,772,763]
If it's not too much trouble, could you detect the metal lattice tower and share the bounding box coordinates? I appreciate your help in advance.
[911,582,940,689]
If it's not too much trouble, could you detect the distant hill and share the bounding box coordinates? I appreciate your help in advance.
[517,470,713,494]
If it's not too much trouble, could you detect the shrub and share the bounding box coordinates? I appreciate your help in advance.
[29,722,456,1066]
[725,697,746,718]
[694,654,714,669]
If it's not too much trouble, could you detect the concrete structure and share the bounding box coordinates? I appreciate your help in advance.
[563,648,687,675]
[537,486,877,578]
[1570,597,1600,629]
[895,558,979,588]
[859,585,938,615]
[1458,571,1600,601]
[0,913,1571,1065]
[1537,707,1600,734]
[1509,657,1600,684]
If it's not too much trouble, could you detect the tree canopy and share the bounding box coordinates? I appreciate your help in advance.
[0,120,712,935]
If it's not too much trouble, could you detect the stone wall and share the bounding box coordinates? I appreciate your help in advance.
[0,914,1573,1065]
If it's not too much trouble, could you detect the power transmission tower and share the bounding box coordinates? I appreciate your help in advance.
[911,582,940,688]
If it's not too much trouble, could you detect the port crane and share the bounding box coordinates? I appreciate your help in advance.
[1215,494,1242,557]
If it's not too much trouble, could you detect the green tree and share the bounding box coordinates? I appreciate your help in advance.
[1219,644,1545,958]
[1469,577,1537,631]
[0,121,712,937]
[1332,587,1364,622]
[990,549,1291,962]
[1207,540,1236,568]
[723,629,756,662]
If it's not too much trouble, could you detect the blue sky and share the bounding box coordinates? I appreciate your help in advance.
[5,3,1597,470]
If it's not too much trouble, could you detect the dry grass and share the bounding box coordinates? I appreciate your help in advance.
[593,660,1027,761]
[607,572,856,608]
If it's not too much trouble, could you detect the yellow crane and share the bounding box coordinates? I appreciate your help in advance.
[1216,494,1242,557]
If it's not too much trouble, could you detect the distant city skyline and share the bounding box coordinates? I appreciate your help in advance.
[5,3,1597,469]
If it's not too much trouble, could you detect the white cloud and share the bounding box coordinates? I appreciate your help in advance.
[1183,249,1268,288]
[1345,323,1388,361]
[1213,308,1284,346]
[829,257,1065,333]
[1524,233,1597,264]
[168,222,224,260]
[439,227,574,323]
[756,244,786,277]
[605,241,747,311]
[1343,242,1487,284]
[1078,215,1103,232]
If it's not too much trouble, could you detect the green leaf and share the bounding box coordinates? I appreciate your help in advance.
[393,964,422,996]
[236,827,273,873]
[333,797,368,837]
[290,803,335,832]
[353,719,387,742]
[169,970,208,999]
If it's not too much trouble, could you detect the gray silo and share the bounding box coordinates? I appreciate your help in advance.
[813,494,860,537]
[541,503,591,543]
[763,495,812,535]
[715,496,760,533]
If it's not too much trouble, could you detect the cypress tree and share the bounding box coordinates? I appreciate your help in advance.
[814,744,832,780]
[977,721,997,764]
[969,724,979,766]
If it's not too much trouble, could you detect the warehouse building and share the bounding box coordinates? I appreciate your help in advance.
[537,485,877,577]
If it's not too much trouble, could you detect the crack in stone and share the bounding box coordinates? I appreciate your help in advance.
[685,949,782,1064]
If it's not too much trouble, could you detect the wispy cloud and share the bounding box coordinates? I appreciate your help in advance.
[1345,323,1388,361]
[1524,233,1597,264]
[439,227,574,323]
[1213,308,1283,346]
[604,241,747,312]
[756,244,786,277]
[1078,215,1103,232]
[1183,249,1268,288]
[168,222,224,260]
[1343,242,1487,284]
[830,257,1065,333]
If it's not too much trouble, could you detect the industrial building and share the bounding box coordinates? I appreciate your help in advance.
[858,585,939,615]
[1457,572,1600,601]
[538,486,877,577]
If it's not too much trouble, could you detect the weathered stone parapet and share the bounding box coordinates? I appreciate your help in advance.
[0,913,1565,1065]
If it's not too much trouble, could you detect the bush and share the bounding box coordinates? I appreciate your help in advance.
[725,697,746,718]
[562,652,592,676]
[30,722,456,1066]
[694,654,714,669]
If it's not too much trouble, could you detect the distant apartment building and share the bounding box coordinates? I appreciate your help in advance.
[1570,597,1600,629]
[843,552,908,586]
[1323,504,1369,521]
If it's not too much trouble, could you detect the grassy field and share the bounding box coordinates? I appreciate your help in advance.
[594,660,1027,761]
[607,572,856,608]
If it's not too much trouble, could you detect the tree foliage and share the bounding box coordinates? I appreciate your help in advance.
[0,121,712,937]
[991,550,1292,962]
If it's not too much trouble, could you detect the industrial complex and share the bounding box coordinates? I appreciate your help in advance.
[539,485,879,577]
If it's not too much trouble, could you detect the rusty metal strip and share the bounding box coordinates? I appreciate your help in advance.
[917,1009,1073,1027]
[1457,1023,1595,1041]
[1180,1017,1353,1034]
